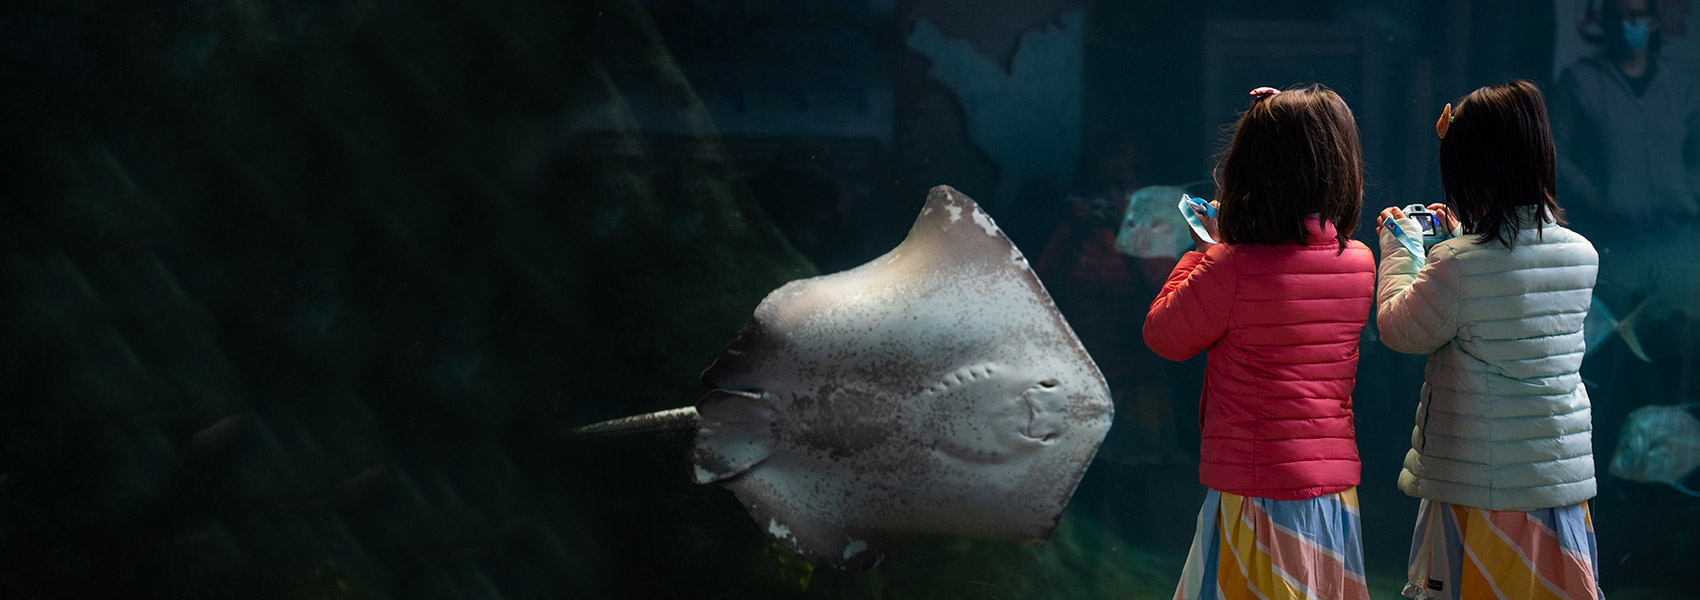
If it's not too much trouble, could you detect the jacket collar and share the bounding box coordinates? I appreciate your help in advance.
[1514,205,1554,228]
[1304,215,1338,245]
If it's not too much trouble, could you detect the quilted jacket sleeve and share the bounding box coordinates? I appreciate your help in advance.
[1143,246,1236,361]
[1376,222,1461,355]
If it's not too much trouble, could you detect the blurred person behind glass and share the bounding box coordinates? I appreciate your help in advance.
[1552,0,1700,230]
[1552,0,1700,509]
[1035,128,1147,395]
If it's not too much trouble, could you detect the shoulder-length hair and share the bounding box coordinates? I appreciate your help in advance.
[1439,80,1565,249]
[1214,83,1363,252]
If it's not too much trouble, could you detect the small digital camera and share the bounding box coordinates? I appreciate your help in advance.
[1402,204,1439,238]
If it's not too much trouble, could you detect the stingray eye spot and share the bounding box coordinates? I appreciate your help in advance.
[1038,379,1060,390]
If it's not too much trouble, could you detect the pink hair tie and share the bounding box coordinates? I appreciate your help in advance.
[1249,86,1281,100]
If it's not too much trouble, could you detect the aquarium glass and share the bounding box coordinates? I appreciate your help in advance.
[4,0,1698,598]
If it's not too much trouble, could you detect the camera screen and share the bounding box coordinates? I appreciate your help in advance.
[1414,214,1437,235]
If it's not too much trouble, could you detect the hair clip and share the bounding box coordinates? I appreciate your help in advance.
[1436,103,1453,139]
[1249,87,1281,100]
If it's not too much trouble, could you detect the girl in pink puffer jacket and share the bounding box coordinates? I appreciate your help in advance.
[1144,84,1376,600]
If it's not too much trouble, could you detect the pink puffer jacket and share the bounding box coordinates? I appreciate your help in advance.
[1143,217,1375,500]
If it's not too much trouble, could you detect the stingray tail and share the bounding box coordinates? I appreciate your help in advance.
[568,407,701,436]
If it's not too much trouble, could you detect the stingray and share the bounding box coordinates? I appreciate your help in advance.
[1609,403,1700,497]
[574,185,1114,569]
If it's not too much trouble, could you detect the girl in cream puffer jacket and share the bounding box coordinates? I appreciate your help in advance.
[1378,208,1597,509]
[1377,80,1603,600]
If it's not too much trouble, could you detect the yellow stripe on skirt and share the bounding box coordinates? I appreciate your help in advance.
[1403,499,1601,600]
[1174,487,1369,600]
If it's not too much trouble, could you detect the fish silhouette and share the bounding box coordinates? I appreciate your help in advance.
[1609,403,1700,497]
[1583,297,1650,362]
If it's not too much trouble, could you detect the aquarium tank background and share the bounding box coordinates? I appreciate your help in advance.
[3,0,1697,598]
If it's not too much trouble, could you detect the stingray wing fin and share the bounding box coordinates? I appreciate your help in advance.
[698,279,814,390]
[690,389,776,484]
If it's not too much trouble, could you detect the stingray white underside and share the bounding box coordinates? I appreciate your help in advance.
[690,186,1114,569]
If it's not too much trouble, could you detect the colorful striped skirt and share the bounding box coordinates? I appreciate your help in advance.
[1173,487,1369,600]
[1403,499,1602,600]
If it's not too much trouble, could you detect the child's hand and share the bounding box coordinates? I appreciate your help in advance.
[1187,220,1214,250]
[1426,203,1460,234]
[1190,201,1221,249]
[1376,206,1407,232]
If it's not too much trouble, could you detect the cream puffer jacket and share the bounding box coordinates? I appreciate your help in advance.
[1376,207,1598,510]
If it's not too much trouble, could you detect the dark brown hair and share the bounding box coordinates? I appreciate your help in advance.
[1438,80,1564,249]
[1214,83,1363,252]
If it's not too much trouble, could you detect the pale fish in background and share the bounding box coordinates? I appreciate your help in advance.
[1114,185,1192,259]
[1609,403,1700,497]
[1584,297,1651,362]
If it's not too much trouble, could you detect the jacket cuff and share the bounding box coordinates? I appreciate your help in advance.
[1378,218,1423,261]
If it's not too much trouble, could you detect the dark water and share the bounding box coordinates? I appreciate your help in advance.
[3,1,1696,598]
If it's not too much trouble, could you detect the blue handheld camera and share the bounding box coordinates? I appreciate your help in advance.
[1402,204,1450,245]
[1402,204,1437,237]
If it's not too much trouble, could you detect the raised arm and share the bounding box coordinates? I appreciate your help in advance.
[1143,246,1236,361]
[1375,221,1461,355]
